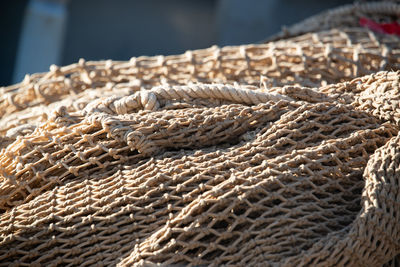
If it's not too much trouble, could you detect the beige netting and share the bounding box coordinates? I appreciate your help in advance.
[1,2,400,266]
[267,1,400,41]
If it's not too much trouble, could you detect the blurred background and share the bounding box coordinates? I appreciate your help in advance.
[1,0,354,86]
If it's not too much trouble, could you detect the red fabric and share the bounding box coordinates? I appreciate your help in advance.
[359,17,400,36]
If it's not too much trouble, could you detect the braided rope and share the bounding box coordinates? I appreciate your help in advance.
[83,84,294,115]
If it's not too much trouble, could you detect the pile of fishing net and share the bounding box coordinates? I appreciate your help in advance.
[0,2,399,266]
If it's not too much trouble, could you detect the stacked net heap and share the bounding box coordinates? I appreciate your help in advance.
[1,2,400,266]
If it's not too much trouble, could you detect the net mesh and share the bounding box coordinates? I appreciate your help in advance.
[1,26,400,139]
[1,2,400,266]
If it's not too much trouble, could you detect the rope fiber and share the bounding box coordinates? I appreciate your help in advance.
[0,2,400,266]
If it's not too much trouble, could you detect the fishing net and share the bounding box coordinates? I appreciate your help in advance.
[0,2,400,266]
